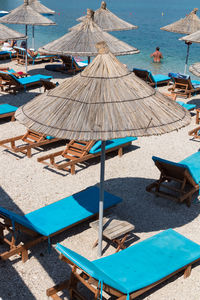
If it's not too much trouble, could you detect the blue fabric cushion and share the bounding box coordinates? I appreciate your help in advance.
[153,74,170,83]
[152,152,200,184]
[46,136,54,140]
[0,186,122,236]
[56,229,200,295]
[0,104,17,115]
[176,101,196,111]
[89,137,137,154]
[191,80,200,89]
[17,74,52,85]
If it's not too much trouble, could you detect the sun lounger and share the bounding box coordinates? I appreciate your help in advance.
[14,46,56,65]
[0,186,122,262]
[60,55,88,73]
[133,68,170,87]
[0,104,17,121]
[0,129,60,158]
[47,229,200,300]
[37,137,137,174]
[146,152,200,206]
[0,50,13,60]
[0,71,52,94]
[168,76,200,98]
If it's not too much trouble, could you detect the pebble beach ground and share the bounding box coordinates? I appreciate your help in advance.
[0,59,200,300]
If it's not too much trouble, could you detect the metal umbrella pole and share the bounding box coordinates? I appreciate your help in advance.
[32,25,35,50]
[98,141,106,257]
[184,42,192,74]
[25,25,28,73]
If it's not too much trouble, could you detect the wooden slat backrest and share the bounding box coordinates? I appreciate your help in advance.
[62,140,95,159]
[174,78,193,90]
[22,130,45,143]
[133,69,153,83]
[0,72,20,86]
[155,160,197,187]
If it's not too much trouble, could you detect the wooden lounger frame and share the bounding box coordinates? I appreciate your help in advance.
[46,252,198,300]
[0,129,60,158]
[0,205,117,263]
[146,159,199,207]
[13,47,56,65]
[0,111,15,121]
[188,126,200,139]
[168,77,200,99]
[37,140,130,175]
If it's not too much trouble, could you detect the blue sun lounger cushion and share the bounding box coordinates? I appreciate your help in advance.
[0,186,122,237]
[152,152,200,185]
[0,104,17,115]
[14,74,52,86]
[176,101,196,111]
[56,229,200,299]
[89,137,137,154]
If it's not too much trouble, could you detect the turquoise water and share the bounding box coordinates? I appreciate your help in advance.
[1,0,200,76]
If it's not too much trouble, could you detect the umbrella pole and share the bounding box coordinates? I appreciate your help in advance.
[98,141,106,257]
[184,42,191,74]
[32,26,35,50]
[25,25,28,73]
[88,56,90,64]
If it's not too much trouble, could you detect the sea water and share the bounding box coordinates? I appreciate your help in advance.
[1,0,200,76]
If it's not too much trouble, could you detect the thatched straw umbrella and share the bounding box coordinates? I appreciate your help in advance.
[16,42,190,256]
[0,0,56,72]
[0,23,27,41]
[77,1,137,31]
[189,62,200,77]
[39,9,139,63]
[161,8,200,74]
[180,30,200,76]
[28,0,55,49]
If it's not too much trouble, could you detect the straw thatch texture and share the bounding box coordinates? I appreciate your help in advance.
[39,10,139,56]
[76,2,137,31]
[189,62,200,76]
[29,0,55,15]
[0,0,56,25]
[161,8,200,34]
[0,24,26,41]
[180,30,200,43]
[16,42,190,141]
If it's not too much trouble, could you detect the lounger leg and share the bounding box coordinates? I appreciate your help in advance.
[71,164,75,175]
[27,148,31,158]
[118,147,123,157]
[46,279,69,300]
[113,234,128,253]
[184,265,192,278]
[21,249,29,263]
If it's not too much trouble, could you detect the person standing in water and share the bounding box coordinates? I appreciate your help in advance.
[150,47,163,63]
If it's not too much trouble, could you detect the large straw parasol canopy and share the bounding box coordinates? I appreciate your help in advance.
[180,29,200,43]
[77,1,137,31]
[189,62,200,76]
[0,0,56,26]
[0,23,27,41]
[29,0,55,15]
[161,8,200,34]
[16,41,190,140]
[39,9,139,56]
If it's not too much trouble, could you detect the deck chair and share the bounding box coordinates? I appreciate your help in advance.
[0,129,60,158]
[0,186,122,262]
[0,71,52,94]
[47,229,200,300]
[146,152,200,207]
[0,104,17,121]
[37,137,137,174]
[60,56,88,73]
[14,46,56,65]
[161,92,196,111]
[133,68,170,87]
[168,76,200,98]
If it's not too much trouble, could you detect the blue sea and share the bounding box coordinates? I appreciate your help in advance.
[1,0,200,76]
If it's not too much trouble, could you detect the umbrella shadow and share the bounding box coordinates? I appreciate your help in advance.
[28,67,72,80]
[0,187,36,299]
[104,177,200,233]
[0,91,40,107]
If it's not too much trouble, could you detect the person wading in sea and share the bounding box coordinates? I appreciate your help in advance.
[150,47,163,63]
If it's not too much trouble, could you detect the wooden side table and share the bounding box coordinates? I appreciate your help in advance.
[90,214,135,252]
[196,108,200,124]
